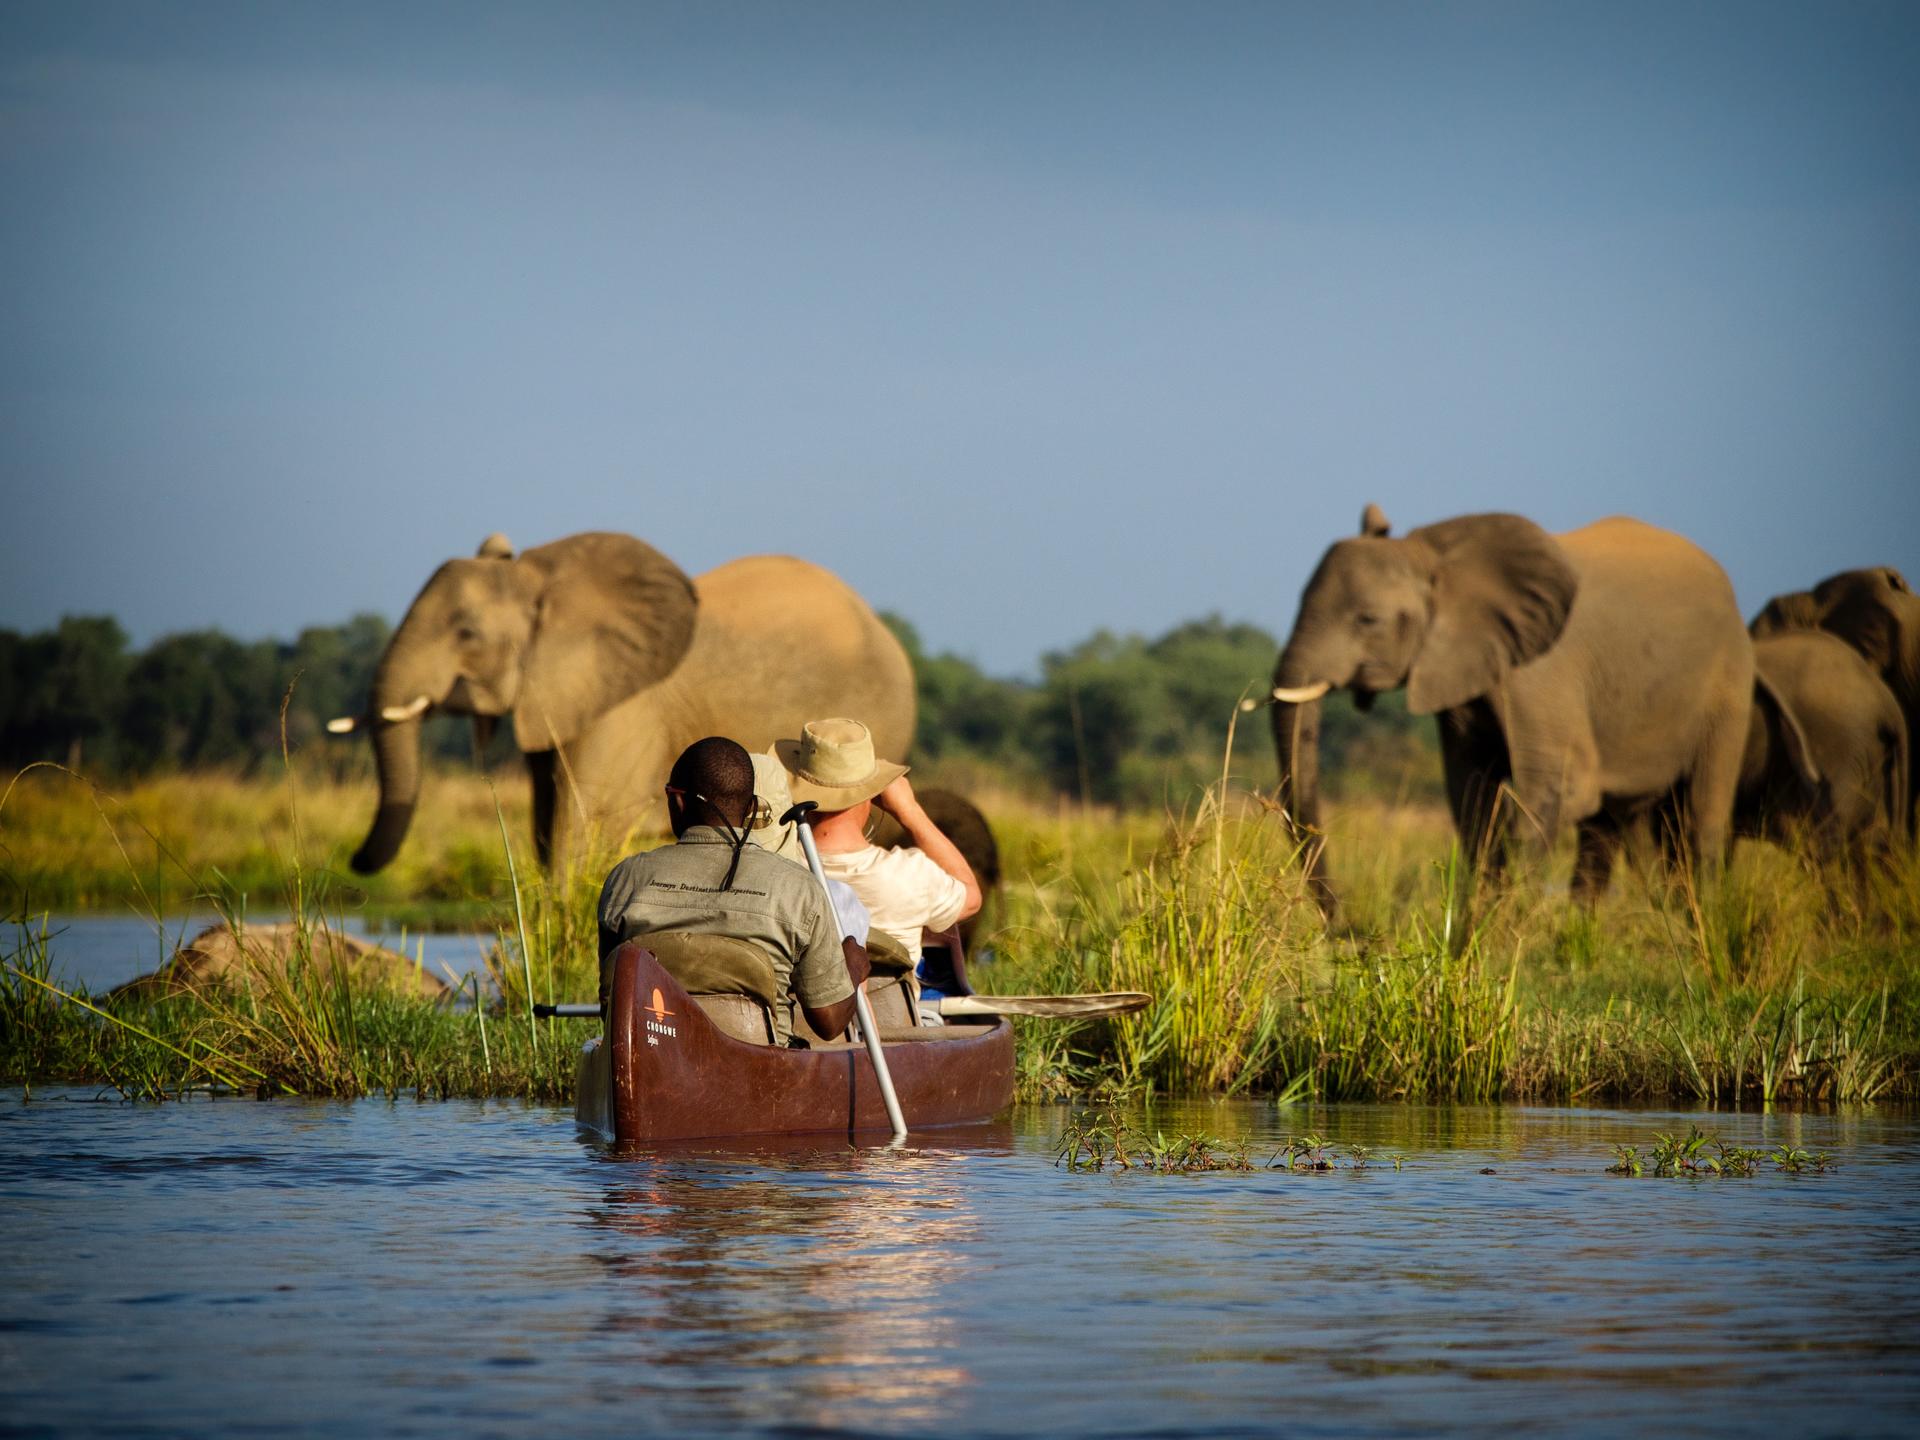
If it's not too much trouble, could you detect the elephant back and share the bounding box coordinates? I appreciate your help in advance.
[1553,518,1748,662]
[681,555,917,762]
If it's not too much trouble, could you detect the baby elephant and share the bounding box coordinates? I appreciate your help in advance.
[1739,631,1910,856]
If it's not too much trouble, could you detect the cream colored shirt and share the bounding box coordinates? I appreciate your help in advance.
[818,843,968,958]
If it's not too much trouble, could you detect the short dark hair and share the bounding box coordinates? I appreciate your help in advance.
[667,736,755,832]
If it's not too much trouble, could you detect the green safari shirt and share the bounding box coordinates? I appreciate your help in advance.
[596,826,853,1042]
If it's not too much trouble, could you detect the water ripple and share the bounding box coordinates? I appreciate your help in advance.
[1,1092,1916,1437]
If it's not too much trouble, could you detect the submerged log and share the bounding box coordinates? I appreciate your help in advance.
[109,921,454,1003]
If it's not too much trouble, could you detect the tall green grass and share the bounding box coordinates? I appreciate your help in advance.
[987,709,1920,1105]
[4,709,1917,1106]
[0,750,588,1102]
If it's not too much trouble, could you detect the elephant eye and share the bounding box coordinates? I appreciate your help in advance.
[1356,611,1381,629]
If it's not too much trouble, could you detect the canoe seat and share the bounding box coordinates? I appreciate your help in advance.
[861,929,923,1029]
[641,932,782,1046]
[782,929,924,1045]
[863,928,916,976]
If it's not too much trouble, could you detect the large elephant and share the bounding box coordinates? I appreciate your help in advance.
[1269,507,1753,915]
[1750,566,1919,837]
[1734,630,1909,854]
[331,533,915,874]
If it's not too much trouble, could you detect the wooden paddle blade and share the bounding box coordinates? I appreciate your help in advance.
[934,992,1151,1019]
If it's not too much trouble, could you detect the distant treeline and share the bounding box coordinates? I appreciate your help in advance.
[1,614,398,775]
[1,612,1435,806]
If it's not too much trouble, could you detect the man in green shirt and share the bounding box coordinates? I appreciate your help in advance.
[597,736,868,1042]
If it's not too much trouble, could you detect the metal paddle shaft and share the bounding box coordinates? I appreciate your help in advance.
[784,801,908,1142]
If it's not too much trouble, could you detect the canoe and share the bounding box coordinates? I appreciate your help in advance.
[575,941,1015,1144]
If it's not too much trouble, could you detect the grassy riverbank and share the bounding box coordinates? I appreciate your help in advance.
[0,764,538,919]
[3,761,1917,1105]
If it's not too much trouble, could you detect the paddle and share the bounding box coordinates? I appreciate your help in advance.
[537,993,1154,1021]
[933,991,1151,1019]
[784,800,909,1142]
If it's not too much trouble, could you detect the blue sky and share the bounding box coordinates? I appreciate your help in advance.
[3,1,1916,674]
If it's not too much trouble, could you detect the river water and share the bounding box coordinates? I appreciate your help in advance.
[18,913,495,996]
[2,1094,1915,1438]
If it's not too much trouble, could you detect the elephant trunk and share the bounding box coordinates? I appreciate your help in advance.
[349,638,442,875]
[351,715,423,874]
[1271,644,1336,919]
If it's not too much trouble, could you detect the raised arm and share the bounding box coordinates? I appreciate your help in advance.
[873,776,982,919]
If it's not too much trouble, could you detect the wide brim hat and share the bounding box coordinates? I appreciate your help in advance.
[771,717,908,809]
[746,753,801,860]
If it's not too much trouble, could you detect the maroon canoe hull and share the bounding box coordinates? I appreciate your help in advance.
[577,942,1015,1144]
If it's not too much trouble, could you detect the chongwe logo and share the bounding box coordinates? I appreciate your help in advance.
[644,987,677,1043]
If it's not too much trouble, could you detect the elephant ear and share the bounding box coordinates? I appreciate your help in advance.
[511,533,699,752]
[1406,514,1579,716]
[1750,590,1818,637]
[1752,670,1821,794]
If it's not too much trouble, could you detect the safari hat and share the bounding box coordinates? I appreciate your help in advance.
[771,718,908,810]
[746,753,801,859]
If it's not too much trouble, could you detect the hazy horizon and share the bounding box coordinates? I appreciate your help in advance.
[5,2,1916,676]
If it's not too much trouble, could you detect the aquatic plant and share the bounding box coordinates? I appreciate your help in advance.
[1771,1145,1836,1175]
[1055,1107,1406,1175]
[1055,1107,1254,1172]
[1605,1123,1832,1178]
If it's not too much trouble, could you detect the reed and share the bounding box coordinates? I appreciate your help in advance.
[0,937,587,1103]
[3,733,1917,1105]
[988,712,1920,1103]
[0,749,588,1102]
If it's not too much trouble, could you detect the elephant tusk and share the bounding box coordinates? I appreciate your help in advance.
[1271,680,1333,704]
[326,715,361,735]
[380,695,432,723]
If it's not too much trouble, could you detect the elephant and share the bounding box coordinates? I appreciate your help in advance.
[330,532,915,874]
[1750,566,1919,838]
[1733,630,1909,855]
[1268,507,1753,915]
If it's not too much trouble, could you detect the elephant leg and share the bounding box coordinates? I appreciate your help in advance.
[1682,717,1746,888]
[1571,816,1622,904]
[562,711,674,862]
[1630,792,1692,899]
[527,750,558,869]
[1439,701,1511,877]
[1503,753,1588,879]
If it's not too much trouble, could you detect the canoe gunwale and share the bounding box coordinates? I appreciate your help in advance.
[583,941,1013,1144]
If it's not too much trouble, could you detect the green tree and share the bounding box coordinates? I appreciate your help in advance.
[880,613,1036,768]
[121,631,281,769]
[280,613,391,751]
[1034,631,1167,804]
[4,616,130,770]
